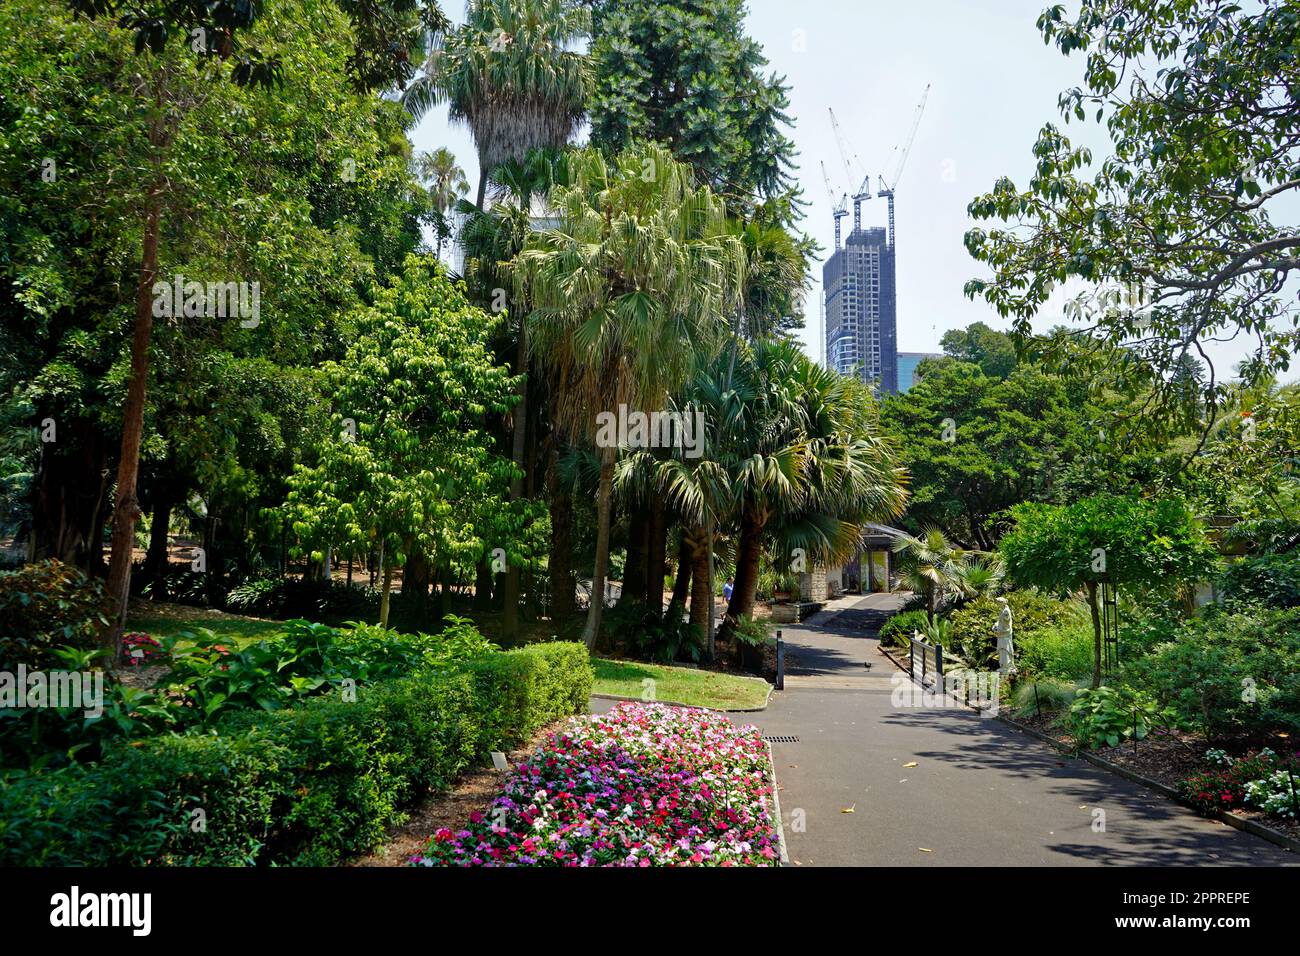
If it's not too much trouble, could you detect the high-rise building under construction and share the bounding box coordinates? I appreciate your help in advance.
[823,225,897,395]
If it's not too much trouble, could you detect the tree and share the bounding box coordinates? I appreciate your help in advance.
[283,256,526,627]
[890,526,971,624]
[587,0,798,222]
[716,340,908,639]
[998,493,1217,688]
[880,359,1097,549]
[939,322,1017,380]
[404,0,591,207]
[966,0,1300,443]
[3,0,427,605]
[514,142,745,648]
[415,147,469,259]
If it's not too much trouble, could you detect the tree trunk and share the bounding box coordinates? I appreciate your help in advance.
[380,560,394,629]
[1087,580,1103,689]
[669,530,691,608]
[502,308,529,639]
[105,184,164,648]
[581,445,616,649]
[28,419,108,572]
[141,491,173,597]
[688,528,712,645]
[719,503,764,642]
[105,76,172,652]
[473,559,494,610]
[475,167,487,210]
[623,501,649,606]
[645,499,667,612]
[546,446,576,628]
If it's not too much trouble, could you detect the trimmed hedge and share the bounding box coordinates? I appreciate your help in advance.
[0,642,592,866]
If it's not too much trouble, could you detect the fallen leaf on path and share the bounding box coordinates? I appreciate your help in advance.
[840,805,855,813]
[903,761,917,768]
[919,848,933,853]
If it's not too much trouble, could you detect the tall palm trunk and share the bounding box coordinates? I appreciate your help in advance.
[687,527,711,639]
[623,500,649,605]
[719,502,764,641]
[502,311,528,639]
[669,530,691,608]
[581,445,616,648]
[645,500,667,611]
[546,443,576,628]
[475,166,487,210]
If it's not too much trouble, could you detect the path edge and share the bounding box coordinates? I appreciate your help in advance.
[878,642,1298,856]
[766,740,791,867]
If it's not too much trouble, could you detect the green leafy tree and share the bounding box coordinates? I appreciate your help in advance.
[587,0,798,221]
[881,359,1098,548]
[966,0,1300,441]
[283,256,527,627]
[514,142,745,648]
[998,493,1217,688]
[939,322,1017,380]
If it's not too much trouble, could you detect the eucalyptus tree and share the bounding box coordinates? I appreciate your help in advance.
[514,142,745,647]
[404,0,591,207]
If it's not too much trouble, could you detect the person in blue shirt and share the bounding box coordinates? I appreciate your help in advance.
[722,575,734,601]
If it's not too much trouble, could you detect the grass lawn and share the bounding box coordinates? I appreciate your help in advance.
[126,602,287,646]
[591,658,771,710]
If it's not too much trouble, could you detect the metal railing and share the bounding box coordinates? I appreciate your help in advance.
[909,632,944,687]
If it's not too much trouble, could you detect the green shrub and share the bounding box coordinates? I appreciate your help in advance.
[1121,606,1300,739]
[948,591,1082,670]
[0,641,593,866]
[878,609,929,648]
[1017,619,1095,681]
[1220,553,1300,609]
[0,560,108,669]
[1064,684,1179,749]
[602,599,704,663]
[1013,679,1077,718]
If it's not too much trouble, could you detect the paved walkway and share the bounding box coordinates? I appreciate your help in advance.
[750,593,1294,866]
[594,594,1295,866]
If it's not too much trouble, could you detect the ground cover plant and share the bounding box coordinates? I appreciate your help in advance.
[410,702,781,866]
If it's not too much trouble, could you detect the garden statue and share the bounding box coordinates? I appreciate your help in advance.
[993,597,1016,677]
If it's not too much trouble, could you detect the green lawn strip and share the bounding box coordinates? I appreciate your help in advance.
[591,657,771,710]
[126,606,288,647]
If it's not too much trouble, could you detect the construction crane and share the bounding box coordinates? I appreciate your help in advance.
[829,108,870,234]
[820,160,849,251]
[877,83,930,248]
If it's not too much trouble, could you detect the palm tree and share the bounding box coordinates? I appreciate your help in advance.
[514,142,745,648]
[716,340,908,640]
[414,147,469,259]
[403,0,592,208]
[891,526,969,623]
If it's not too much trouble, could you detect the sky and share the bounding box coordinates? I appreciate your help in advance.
[407,0,1278,379]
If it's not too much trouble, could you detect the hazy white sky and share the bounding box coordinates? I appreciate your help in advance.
[408,0,1278,380]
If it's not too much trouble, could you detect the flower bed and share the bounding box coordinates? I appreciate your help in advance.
[1179,748,1300,819]
[411,702,781,867]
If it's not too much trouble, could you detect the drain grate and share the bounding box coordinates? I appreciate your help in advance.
[763,735,800,744]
